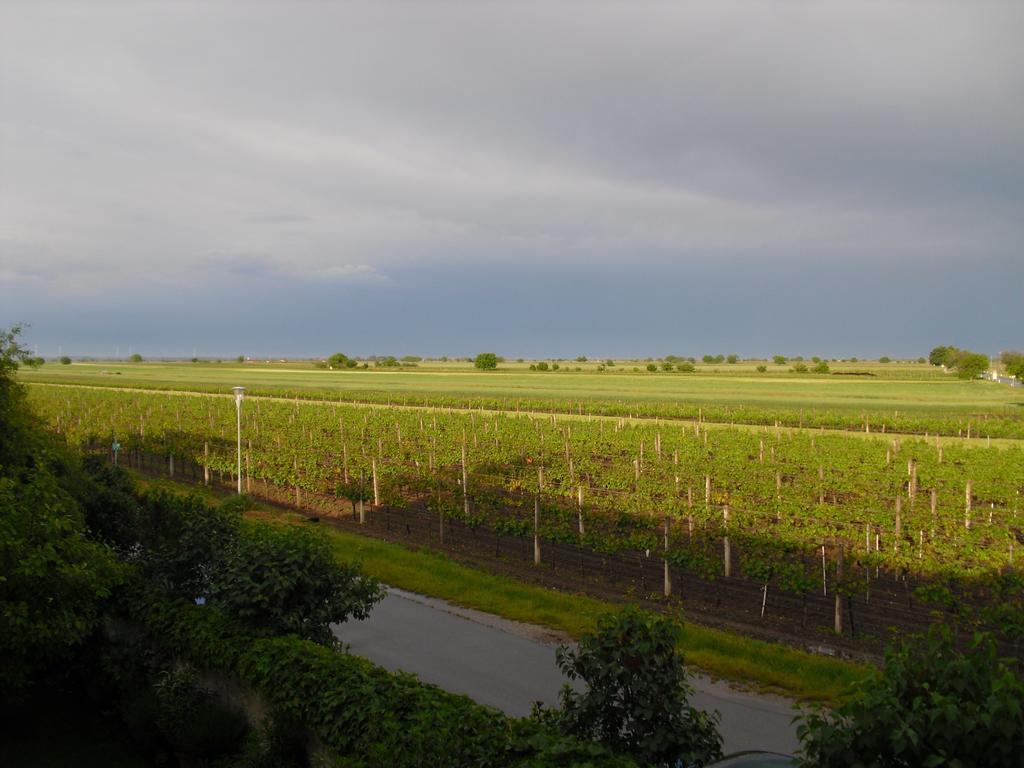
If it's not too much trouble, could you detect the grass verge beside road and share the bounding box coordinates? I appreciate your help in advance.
[132,472,868,704]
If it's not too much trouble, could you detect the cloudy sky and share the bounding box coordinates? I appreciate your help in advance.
[1,1,1021,358]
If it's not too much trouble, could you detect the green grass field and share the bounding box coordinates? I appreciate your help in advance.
[20,358,1022,417]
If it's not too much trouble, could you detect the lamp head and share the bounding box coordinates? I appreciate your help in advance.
[233,386,245,402]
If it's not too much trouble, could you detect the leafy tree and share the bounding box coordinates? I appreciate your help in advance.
[929,346,956,366]
[605,359,615,367]
[0,469,125,694]
[792,363,809,373]
[916,356,926,364]
[327,352,351,369]
[0,325,124,696]
[130,353,143,362]
[677,362,695,373]
[551,362,560,370]
[772,355,787,365]
[23,356,44,368]
[235,356,245,363]
[951,351,988,379]
[726,354,738,364]
[535,361,550,371]
[59,356,71,365]
[401,355,422,363]
[813,361,830,374]
[474,352,498,370]
[136,491,240,599]
[878,356,891,363]
[209,523,383,645]
[660,361,674,372]
[811,356,821,364]
[797,626,1024,768]
[646,364,658,372]
[576,356,588,362]
[545,607,722,767]
[701,355,715,364]
[1000,351,1024,379]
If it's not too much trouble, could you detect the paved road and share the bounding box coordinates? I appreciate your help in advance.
[334,588,801,755]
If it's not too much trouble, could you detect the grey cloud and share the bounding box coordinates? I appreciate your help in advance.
[0,2,1020,352]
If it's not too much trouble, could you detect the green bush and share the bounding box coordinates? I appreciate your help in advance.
[474,352,498,370]
[543,607,721,767]
[137,489,241,599]
[209,521,384,645]
[797,626,1024,767]
[128,588,633,768]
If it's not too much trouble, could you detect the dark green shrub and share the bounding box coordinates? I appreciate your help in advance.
[137,489,240,599]
[209,522,383,644]
[543,607,722,767]
[154,664,250,760]
[129,590,633,768]
[797,626,1024,768]
[475,352,498,370]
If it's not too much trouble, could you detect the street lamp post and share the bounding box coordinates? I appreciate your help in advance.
[233,386,245,494]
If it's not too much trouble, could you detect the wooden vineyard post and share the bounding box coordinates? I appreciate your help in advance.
[663,514,672,597]
[965,481,972,530]
[436,466,443,546]
[687,486,694,538]
[894,496,902,552]
[168,454,174,478]
[931,489,937,540]
[534,494,541,566]
[342,443,349,484]
[705,475,711,507]
[294,458,301,508]
[245,451,251,494]
[722,504,731,578]
[358,469,365,524]
[461,443,469,518]
[834,544,844,635]
[372,457,380,507]
[821,544,827,596]
[203,441,210,485]
[577,485,585,536]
